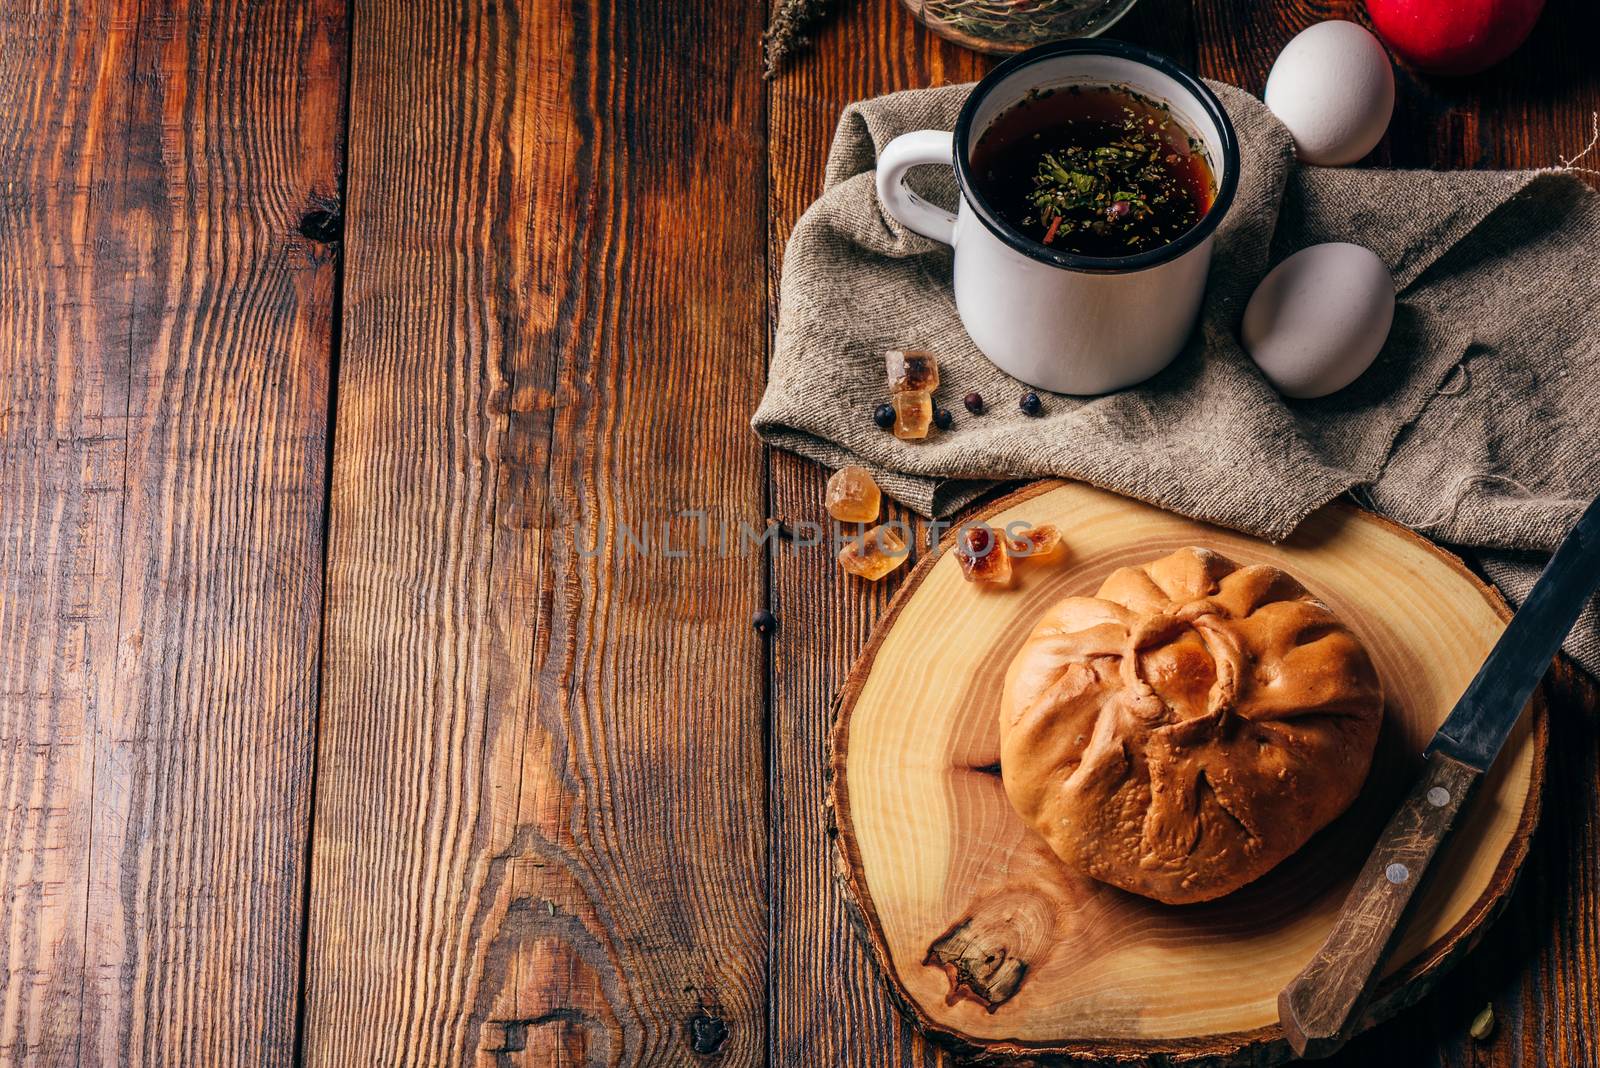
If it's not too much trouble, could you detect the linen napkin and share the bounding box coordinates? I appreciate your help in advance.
[752,80,1600,676]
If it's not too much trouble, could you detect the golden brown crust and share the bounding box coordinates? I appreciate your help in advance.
[999,547,1385,904]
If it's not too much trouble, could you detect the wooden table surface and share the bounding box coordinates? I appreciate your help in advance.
[1,0,1596,1065]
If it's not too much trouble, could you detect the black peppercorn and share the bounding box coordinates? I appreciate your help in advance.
[962,391,984,415]
[933,407,953,430]
[752,609,777,635]
[1020,392,1042,416]
[872,403,896,430]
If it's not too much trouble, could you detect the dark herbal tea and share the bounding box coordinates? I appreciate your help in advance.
[969,84,1217,257]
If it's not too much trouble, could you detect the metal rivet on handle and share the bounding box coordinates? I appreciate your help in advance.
[1427,786,1450,807]
[1386,863,1410,884]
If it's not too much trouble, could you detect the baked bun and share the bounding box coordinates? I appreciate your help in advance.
[999,547,1383,904]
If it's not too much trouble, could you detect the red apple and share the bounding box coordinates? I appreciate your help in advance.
[1364,0,1545,75]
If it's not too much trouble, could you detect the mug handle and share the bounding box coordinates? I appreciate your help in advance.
[875,130,957,246]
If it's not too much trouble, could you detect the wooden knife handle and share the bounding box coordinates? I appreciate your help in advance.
[1277,753,1482,1059]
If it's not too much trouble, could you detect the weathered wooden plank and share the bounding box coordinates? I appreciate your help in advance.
[0,0,344,1064]
[764,3,986,1064]
[302,0,770,1063]
[765,0,1598,1064]
[0,4,131,1060]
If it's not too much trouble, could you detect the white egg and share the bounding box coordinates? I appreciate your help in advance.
[1242,242,1395,400]
[1264,21,1395,166]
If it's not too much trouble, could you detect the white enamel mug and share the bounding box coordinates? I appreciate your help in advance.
[876,42,1239,395]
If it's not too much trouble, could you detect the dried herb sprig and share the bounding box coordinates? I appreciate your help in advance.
[764,0,840,79]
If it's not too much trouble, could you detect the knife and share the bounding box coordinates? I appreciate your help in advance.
[1278,491,1600,1059]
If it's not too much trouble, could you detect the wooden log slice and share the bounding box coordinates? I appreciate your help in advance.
[829,481,1546,1066]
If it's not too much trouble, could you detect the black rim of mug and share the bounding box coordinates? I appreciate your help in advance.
[950,39,1241,274]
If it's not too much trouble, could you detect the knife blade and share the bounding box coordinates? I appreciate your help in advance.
[1279,490,1600,1059]
[1427,491,1600,769]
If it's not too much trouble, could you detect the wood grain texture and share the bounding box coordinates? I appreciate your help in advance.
[0,0,344,1064]
[301,0,770,1064]
[764,4,988,1065]
[767,2,1599,1065]
[831,483,1544,1065]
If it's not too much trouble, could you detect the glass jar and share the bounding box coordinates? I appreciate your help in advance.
[902,0,1141,54]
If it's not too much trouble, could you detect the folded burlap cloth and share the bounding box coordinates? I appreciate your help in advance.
[753,80,1600,676]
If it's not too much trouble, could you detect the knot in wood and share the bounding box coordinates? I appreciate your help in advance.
[685,1012,728,1055]
[298,208,344,244]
